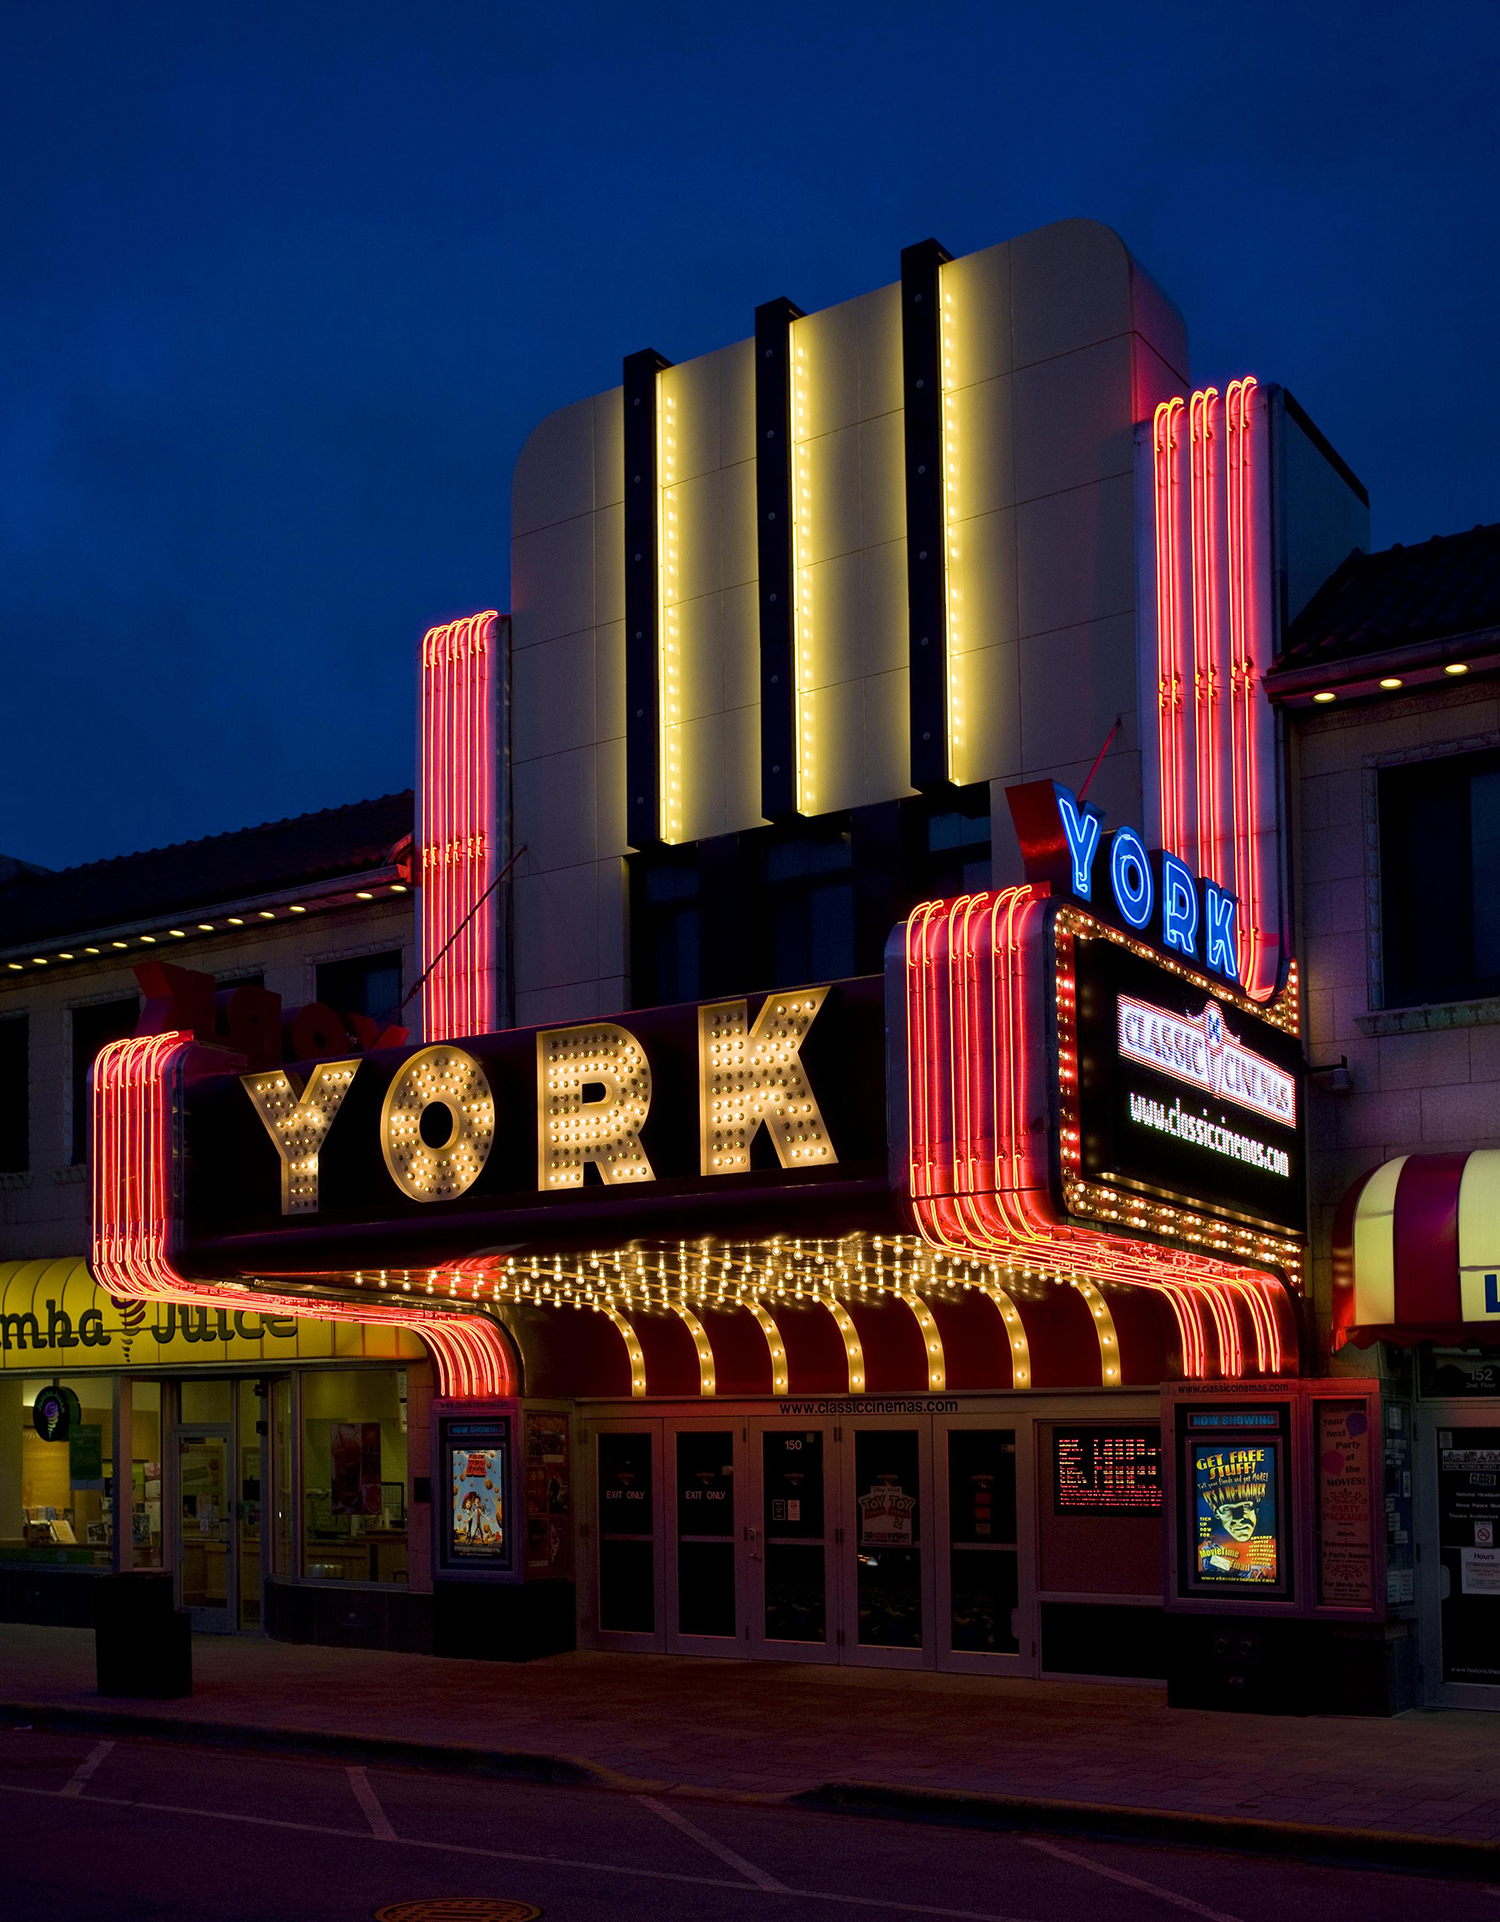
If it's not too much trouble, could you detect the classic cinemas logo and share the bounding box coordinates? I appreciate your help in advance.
[242,989,838,1215]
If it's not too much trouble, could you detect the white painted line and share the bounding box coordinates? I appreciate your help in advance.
[347,1765,397,1840]
[59,1740,115,1799]
[638,1793,790,1892]
[1023,1836,1245,1922]
[0,1777,1041,1921]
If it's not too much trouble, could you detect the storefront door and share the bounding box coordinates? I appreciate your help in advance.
[177,1424,233,1633]
[840,1418,933,1669]
[1419,1409,1500,1706]
[747,1418,841,1662]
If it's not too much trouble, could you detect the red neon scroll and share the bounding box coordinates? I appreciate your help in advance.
[903,891,1297,1379]
[89,1034,513,1399]
[420,611,497,1044]
[1151,382,1279,1000]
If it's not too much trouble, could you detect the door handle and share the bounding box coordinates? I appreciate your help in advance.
[746,1525,762,1562]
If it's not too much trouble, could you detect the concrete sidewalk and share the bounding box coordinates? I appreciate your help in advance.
[3,1625,1500,1862]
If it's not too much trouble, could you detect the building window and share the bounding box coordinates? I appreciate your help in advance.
[71,997,140,1165]
[629,849,701,1007]
[316,952,402,1026]
[762,824,855,988]
[0,1016,27,1173]
[1380,749,1500,1007]
[300,1368,409,1584]
[918,787,992,900]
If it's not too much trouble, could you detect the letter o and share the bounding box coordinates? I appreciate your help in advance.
[381,1045,495,1202]
[1109,828,1153,929]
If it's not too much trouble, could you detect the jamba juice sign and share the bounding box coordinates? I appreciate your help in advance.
[1194,1443,1278,1584]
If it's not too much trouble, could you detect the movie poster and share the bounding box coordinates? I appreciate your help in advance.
[330,1422,382,1516]
[450,1445,505,1559]
[1194,1443,1279,1584]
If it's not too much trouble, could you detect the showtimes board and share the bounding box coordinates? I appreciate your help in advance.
[1053,1424,1162,1514]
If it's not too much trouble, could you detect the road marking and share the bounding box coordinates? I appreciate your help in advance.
[638,1794,790,1891]
[348,1765,398,1840]
[59,1740,115,1799]
[1023,1837,1245,1922]
[0,1778,1040,1921]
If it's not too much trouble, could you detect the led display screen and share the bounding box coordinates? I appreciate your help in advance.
[1067,931,1305,1234]
[1053,1424,1162,1514]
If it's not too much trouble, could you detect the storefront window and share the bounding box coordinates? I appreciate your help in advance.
[300,1369,409,1584]
[2,1376,162,1569]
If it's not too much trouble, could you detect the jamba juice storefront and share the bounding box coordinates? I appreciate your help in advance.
[0,1257,433,1639]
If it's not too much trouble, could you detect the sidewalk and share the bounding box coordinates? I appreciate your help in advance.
[4,1625,1500,1863]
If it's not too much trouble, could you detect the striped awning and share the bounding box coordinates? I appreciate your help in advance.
[1333,1150,1500,1344]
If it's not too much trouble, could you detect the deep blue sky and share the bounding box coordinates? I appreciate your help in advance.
[3,2,1495,870]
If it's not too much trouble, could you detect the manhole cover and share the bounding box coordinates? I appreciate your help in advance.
[375,1904,541,1922]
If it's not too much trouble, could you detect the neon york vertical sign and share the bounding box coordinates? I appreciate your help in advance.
[1150,379,1278,1000]
[420,611,497,1043]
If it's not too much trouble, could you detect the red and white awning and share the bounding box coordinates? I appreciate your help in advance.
[1333,1150,1500,1344]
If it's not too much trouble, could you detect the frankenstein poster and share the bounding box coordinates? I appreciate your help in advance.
[1194,1443,1279,1584]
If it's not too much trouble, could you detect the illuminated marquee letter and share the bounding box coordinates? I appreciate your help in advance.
[1109,827,1153,929]
[1056,790,1103,899]
[1160,853,1200,960]
[380,1045,495,1201]
[1204,884,1240,982]
[537,1023,654,1189]
[698,988,837,1175]
[242,1060,361,1214]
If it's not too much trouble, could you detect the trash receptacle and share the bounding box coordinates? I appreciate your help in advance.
[94,1572,192,1698]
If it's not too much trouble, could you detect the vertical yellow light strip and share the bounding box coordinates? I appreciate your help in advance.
[671,1300,717,1396]
[602,1304,647,1397]
[939,260,961,783]
[822,1294,865,1393]
[978,1281,1031,1389]
[1071,1278,1121,1388]
[903,1290,946,1391]
[790,320,815,813]
[746,1300,789,1395]
[658,373,682,843]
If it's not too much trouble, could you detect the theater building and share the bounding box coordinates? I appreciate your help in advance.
[2,217,1422,1707]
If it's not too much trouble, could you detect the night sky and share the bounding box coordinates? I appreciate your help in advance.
[2,3,1494,871]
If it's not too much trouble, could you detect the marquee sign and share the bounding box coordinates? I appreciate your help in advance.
[160,970,889,1279]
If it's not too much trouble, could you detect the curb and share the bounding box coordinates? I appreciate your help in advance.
[5,1699,1497,1879]
[0,1699,645,1793]
[793,1780,1500,1880]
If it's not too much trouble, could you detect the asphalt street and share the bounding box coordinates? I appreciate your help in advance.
[0,1721,1492,1922]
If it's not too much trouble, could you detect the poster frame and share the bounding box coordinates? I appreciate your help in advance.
[431,1397,519,1583]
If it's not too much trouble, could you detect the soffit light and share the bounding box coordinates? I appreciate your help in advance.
[356,890,374,900]
[289,904,306,913]
[1447,662,1470,675]
[1312,691,1336,703]
[228,917,244,926]
[1379,677,1402,689]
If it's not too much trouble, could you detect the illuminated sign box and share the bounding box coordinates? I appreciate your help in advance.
[1053,1424,1162,1515]
[438,1412,513,1575]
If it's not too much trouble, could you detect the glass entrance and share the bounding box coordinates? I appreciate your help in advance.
[1434,1422,1500,1694]
[843,1421,933,1668]
[671,1428,738,1648]
[749,1422,839,1660]
[178,1426,232,1632]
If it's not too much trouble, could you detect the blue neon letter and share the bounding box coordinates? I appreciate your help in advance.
[1109,828,1153,929]
[1161,855,1199,960]
[1056,789,1102,899]
[1204,884,1240,982]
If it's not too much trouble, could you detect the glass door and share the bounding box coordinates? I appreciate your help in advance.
[936,1418,1032,1674]
[667,1424,744,1655]
[841,1419,935,1669]
[748,1421,840,1662]
[237,1381,265,1630]
[591,1422,664,1651]
[1419,1409,1500,1706]
[178,1425,233,1633]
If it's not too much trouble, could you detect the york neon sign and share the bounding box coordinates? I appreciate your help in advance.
[1008,780,1246,986]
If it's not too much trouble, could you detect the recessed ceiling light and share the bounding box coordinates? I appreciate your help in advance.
[258,910,275,920]
[58,953,74,960]
[140,935,156,944]
[227,917,244,926]
[356,890,373,900]
[198,922,214,931]
[111,941,128,950]
[169,929,186,938]
[389,883,407,894]
[6,963,20,972]
[1313,691,1336,703]
[1379,677,1402,689]
[32,958,46,966]
[1447,662,1470,675]
[85,947,100,954]
[288,904,306,914]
